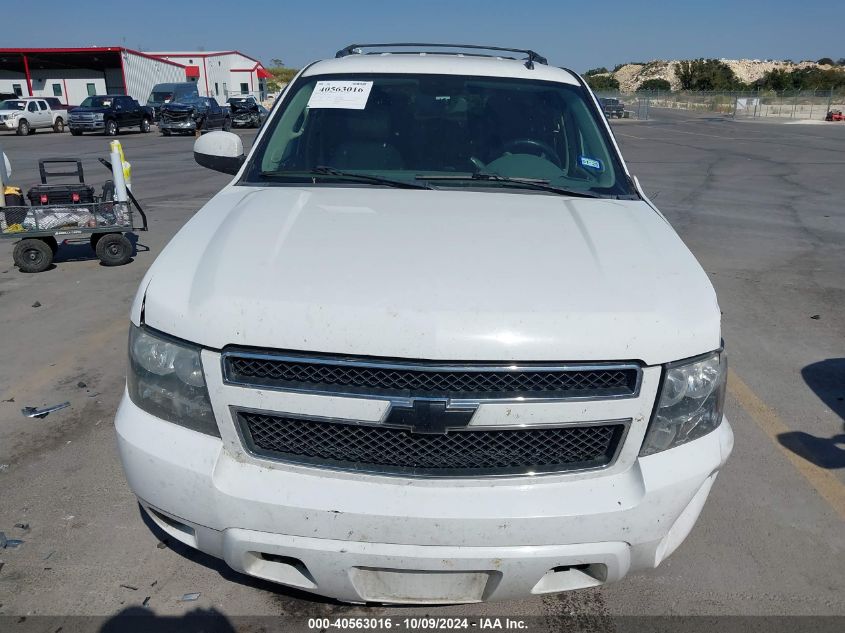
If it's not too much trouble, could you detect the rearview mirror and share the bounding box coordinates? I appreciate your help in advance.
[193,131,245,175]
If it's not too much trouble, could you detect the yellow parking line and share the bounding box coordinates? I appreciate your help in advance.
[728,369,845,521]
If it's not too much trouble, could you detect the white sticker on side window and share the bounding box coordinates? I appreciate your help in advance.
[307,81,373,110]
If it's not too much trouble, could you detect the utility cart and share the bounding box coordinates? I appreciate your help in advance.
[1,158,147,273]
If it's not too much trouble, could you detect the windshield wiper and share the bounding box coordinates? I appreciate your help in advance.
[415,172,602,198]
[260,166,433,190]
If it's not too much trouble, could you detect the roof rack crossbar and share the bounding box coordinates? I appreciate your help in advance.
[335,43,548,69]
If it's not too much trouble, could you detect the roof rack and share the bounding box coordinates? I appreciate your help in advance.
[335,43,548,70]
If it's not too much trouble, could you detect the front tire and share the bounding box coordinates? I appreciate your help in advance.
[222,117,232,131]
[140,117,151,133]
[53,118,65,133]
[104,119,118,136]
[13,238,53,273]
[161,128,172,136]
[16,119,30,136]
[95,233,132,266]
[70,129,82,136]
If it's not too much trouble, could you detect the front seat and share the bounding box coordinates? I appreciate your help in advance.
[329,109,404,170]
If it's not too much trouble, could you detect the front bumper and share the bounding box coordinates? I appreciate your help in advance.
[1,119,19,130]
[159,119,197,131]
[116,383,733,603]
[69,120,105,131]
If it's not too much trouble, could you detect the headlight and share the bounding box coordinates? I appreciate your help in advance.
[640,350,726,456]
[127,325,218,437]
[93,113,104,120]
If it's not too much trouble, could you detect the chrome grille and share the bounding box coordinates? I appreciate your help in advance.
[237,411,626,476]
[224,352,640,400]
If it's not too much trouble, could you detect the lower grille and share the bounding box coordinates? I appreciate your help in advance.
[237,411,626,477]
[162,110,192,122]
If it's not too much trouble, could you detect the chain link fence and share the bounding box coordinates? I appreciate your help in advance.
[636,89,844,121]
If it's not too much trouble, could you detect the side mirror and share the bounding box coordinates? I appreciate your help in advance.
[193,131,245,175]
[2,152,11,182]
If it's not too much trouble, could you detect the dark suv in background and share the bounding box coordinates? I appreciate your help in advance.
[146,82,200,121]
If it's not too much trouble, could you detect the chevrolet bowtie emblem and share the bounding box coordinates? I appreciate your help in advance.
[385,398,477,434]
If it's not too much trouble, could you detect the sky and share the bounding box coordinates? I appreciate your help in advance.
[6,0,841,72]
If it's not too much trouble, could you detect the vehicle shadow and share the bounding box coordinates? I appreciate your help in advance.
[51,232,147,265]
[777,359,845,469]
[99,606,237,633]
[138,506,345,608]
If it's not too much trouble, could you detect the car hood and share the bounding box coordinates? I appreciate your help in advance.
[139,187,720,365]
[70,106,108,114]
[160,102,199,112]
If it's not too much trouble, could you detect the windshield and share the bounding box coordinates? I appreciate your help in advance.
[243,73,632,197]
[149,85,195,104]
[0,100,26,111]
[148,91,173,104]
[79,96,115,108]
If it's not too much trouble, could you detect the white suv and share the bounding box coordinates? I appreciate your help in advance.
[116,44,733,604]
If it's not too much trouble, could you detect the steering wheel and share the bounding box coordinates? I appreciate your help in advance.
[500,138,562,168]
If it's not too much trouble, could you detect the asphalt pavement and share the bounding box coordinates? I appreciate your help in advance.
[0,113,843,631]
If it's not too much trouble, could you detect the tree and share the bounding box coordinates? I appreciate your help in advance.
[674,59,742,91]
[755,66,845,91]
[585,74,620,91]
[817,57,834,65]
[265,58,300,92]
[584,67,608,77]
[637,78,671,92]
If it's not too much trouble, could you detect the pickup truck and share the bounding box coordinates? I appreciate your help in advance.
[159,95,231,135]
[68,95,154,136]
[0,97,67,135]
[117,43,732,605]
[227,96,269,128]
[599,97,626,119]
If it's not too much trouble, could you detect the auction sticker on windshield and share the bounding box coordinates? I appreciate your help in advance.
[308,81,373,109]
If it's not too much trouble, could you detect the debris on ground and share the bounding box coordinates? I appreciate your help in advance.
[31,301,41,308]
[142,596,151,607]
[0,532,23,549]
[43,550,54,561]
[14,523,29,530]
[77,381,87,389]
[1,397,13,403]
[156,540,168,549]
[810,314,821,320]
[179,592,201,602]
[0,561,4,573]
[120,584,138,591]
[21,402,70,419]
[0,464,8,472]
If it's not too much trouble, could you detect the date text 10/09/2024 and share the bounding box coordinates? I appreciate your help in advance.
[307,618,529,630]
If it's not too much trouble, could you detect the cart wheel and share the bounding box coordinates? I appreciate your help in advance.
[13,238,54,273]
[95,233,132,266]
